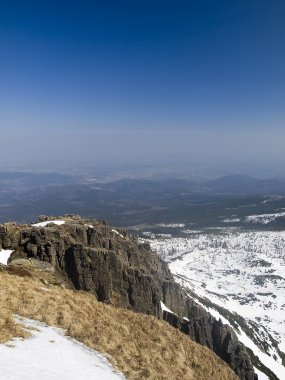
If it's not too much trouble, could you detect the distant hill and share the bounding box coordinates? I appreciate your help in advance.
[0,171,77,189]
[1,171,285,226]
[206,174,285,194]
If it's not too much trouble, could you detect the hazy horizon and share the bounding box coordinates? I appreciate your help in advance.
[1,1,284,178]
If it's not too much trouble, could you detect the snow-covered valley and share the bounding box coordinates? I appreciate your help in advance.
[148,228,285,380]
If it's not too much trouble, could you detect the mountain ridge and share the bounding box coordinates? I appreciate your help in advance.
[0,214,257,380]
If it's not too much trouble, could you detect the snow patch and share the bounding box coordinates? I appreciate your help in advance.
[261,196,283,204]
[222,218,241,223]
[0,249,13,265]
[32,220,66,227]
[182,229,202,234]
[246,212,285,224]
[160,301,174,314]
[254,367,270,380]
[142,232,172,239]
[160,302,192,324]
[158,223,185,228]
[111,229,124,238]
[0,317,125,380]
[142,231,155,238]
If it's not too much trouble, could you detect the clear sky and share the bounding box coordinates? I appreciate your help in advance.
[0,1,284,174]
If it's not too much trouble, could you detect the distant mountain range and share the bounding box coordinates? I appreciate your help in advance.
[1,172,285,225]
[205,175,285,194]
[85,174,285,195]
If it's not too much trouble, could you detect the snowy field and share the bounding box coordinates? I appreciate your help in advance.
[0,317,125,380]
[150,229,285,380]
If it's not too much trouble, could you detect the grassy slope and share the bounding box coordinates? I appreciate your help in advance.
[0,265,238,380]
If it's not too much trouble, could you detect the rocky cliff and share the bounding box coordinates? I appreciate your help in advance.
[0,215,257,380]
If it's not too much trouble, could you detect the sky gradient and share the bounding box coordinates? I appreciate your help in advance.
[0,1,284,174]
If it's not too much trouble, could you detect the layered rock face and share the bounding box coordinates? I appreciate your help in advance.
[0,215,257,380]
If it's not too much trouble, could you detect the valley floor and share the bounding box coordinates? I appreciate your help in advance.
[149,228,285,380]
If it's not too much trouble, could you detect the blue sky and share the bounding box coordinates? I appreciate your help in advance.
[0,1,284,172]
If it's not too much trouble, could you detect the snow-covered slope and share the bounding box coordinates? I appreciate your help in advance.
[0,317,125,380]
[150,229,285,380]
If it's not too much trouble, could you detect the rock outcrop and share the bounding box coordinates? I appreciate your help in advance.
[0,215,257,380]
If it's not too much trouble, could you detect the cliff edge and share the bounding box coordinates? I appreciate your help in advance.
[0,215,257,380]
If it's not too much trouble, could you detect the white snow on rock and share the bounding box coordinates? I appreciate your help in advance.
[160,301,174,314]
[0,249,14,265]
[111,229,124,238]
[160,302,196,327]
[32,220,66,227]
[0,317,125,380]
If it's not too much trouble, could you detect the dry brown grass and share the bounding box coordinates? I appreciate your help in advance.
[0,266,238,380]
[0,314,30,343]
